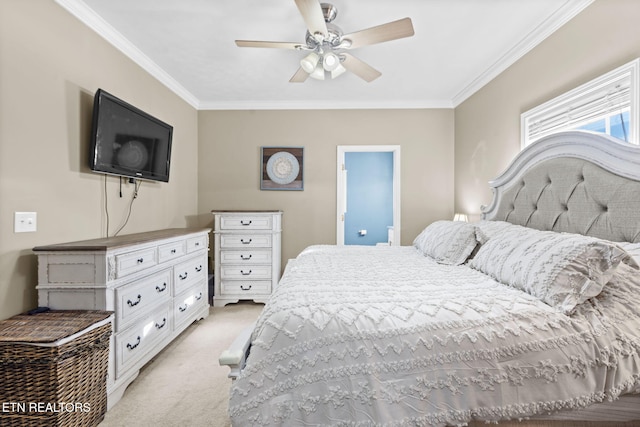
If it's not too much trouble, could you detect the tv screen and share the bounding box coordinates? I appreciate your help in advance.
[90,89,173,182]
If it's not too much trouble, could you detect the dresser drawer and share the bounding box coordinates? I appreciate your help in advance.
[173,256,206,293]
[219,215,272,230]
[187,235,207,253]
[115,247,158,278]
[221,280,271,295]
[115,304,172,376]
[158,240,186,263]
[221,265,271,280]
[220,234,272,248]
[115,269,172,330]
[219,250,272,265]
[174,282,207,330]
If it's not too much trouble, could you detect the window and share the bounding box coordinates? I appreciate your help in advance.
[521,58,639,147]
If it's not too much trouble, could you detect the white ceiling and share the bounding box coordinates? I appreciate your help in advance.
[56,0,593,110]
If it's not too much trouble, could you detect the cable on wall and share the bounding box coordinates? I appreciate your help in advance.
[113,178,141,237]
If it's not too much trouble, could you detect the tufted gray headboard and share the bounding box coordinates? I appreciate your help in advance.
[481,131,640,243]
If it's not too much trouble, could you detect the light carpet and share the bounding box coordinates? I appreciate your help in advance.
[99,301,263,427]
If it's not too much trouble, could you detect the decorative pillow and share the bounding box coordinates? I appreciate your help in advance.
[617,242,640,266]
[413,220,478,265]
[474,220,515,245]
[468,224,635,314]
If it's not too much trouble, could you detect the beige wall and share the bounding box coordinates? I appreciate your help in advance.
[454,0,640,219]
[198,109,454,264]
[0,0,199,319]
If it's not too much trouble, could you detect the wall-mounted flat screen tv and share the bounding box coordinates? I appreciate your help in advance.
[90,89,173,182]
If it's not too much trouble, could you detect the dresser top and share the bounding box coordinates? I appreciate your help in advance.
[33,228,211,252]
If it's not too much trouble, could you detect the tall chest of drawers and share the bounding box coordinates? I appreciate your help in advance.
[212,211,282,307]
[33,228,211,409]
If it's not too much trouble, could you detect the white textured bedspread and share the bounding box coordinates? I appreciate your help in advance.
[229,245,640,426]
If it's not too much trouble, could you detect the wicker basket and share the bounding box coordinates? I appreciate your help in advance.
[0,310,112,427]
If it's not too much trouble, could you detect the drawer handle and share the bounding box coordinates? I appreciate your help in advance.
[155,318,167,329]
[195,292,203,301]
[179,304,188,312]
[240,238,252,245]
[127,294,142,307]
[137,258,144,264]
[241,284,252,291]
[240,270,252,276]
[156,283,167,293]
[126,336,141,350]
[195,265,203,272]
[171,249,177,254]
[195,242,200,246]
[241,254,252,260]
[240,220,252,226]
[179,272,188,280]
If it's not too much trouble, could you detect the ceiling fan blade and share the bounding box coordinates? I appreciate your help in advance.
[235,40,303,49]
[342,17,414,49]
[289,67,310,83]
[294,0,328,38]
[341,53,381,82]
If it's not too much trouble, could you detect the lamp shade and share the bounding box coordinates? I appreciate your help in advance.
[322,52,340,71]
[453,213,468,222]
[300,52,320,73]
[309,62,325,80]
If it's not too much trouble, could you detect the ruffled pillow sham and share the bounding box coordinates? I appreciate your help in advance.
[468,224,636,314]
[413,220,478,265]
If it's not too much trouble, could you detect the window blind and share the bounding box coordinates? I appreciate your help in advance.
[521,59,638,147]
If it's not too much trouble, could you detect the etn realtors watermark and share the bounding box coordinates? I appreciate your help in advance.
[2,402,91,413]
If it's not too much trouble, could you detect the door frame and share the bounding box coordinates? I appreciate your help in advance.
[336,145,401,245]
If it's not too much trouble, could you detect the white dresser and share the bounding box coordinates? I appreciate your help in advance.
[212,211,282,307]
[33,228,210,409]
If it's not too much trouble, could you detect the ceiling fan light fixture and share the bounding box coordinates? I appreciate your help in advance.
[300,52,320,73]
[309,62,325,80]
[331,63,347,79]
[322,52,340,71]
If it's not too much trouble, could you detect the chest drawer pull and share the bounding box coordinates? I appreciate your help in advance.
[195,292,203,301]
[137,258,144,264]
[240,270,252,276]
[126,336,141,350]
[179,272,188,280]
[241,254,252,260]
[156,283,167,293]
[195,265,203,272]
[155,318,167,329]
[240,220,252,226]
[127,294,142,307]
[241,284,252,291]
[240,238,252,245]
[178,304,188,312]
[171,249,176,254]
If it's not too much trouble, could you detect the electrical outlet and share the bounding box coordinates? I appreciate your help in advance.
[14,212,37,233]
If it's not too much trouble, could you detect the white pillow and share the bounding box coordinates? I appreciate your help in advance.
[413,220,478,265]
[474,220,515,245]
[469,224,635,314]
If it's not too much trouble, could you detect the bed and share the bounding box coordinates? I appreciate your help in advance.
[220,130,640,426]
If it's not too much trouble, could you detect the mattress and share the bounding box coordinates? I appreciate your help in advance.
[228,244,640,426]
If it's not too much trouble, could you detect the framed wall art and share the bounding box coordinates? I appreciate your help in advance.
[261,146,304,190]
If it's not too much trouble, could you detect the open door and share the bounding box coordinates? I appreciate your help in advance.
[336,145,401,245]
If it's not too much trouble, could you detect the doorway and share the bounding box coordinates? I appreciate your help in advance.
[336,145,401,245]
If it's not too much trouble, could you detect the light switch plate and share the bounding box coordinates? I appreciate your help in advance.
[14,212,37,233]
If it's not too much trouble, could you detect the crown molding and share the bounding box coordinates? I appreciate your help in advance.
[451,0,594,107]
[197,99,454,111]
[55,0,200,109]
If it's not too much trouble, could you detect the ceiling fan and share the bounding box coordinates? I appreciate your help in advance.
[235,0,415,83]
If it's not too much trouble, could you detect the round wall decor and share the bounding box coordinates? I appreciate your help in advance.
[265,151,300,185]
